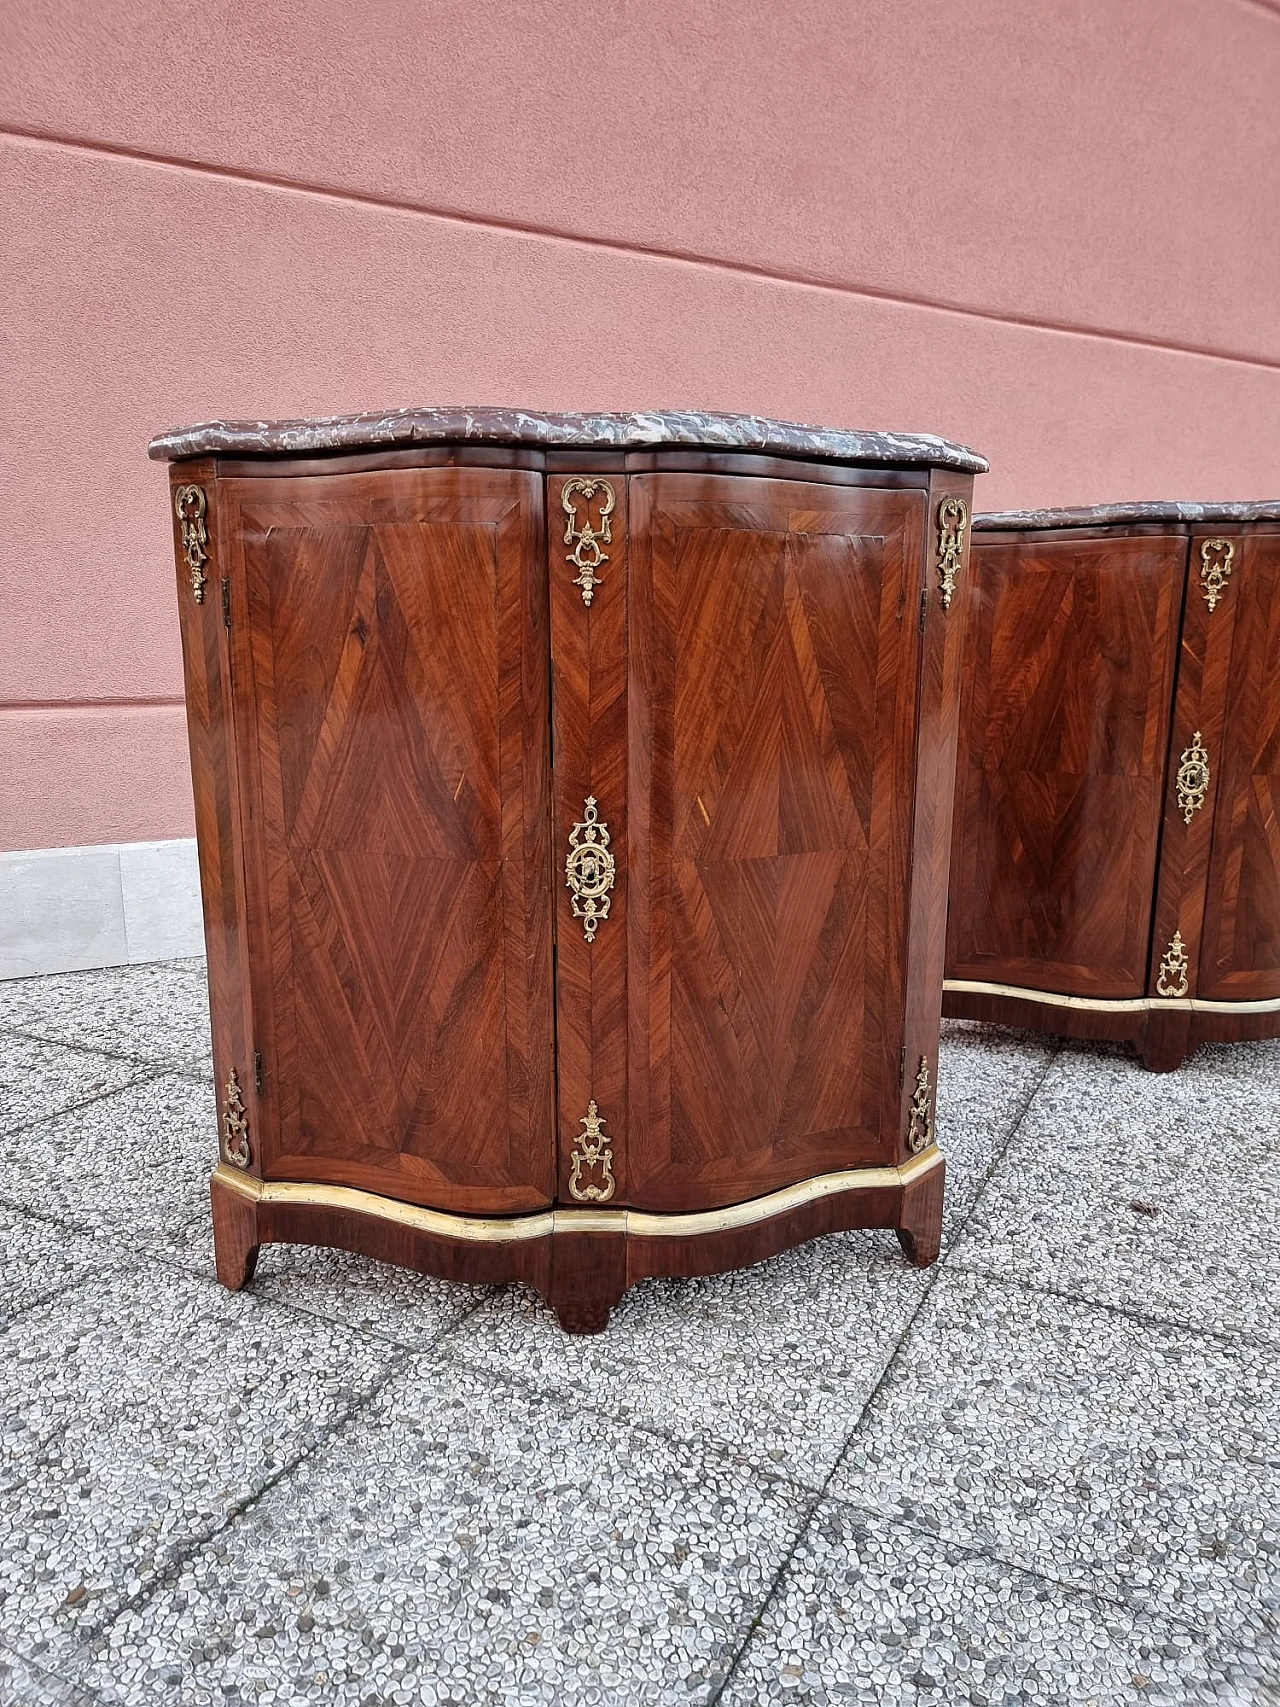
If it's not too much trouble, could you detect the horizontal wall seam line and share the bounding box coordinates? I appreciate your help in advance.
[6,124,1280,376]
[0,698,186,713]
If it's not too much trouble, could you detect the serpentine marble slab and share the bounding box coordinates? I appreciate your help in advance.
[149,407,988,472]
[976,500,1280,531]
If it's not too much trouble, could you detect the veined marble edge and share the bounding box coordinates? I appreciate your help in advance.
[147,406,989,473]
[975,499,1280,530]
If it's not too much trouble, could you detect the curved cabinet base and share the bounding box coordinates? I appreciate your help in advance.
[943,980,1280,1073]
[211,1151,945,1333]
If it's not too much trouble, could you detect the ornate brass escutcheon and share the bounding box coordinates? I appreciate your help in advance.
[1156,930,1190,999]
[1176,732,1211,825]
[1199,538,1235,612]
[565,796,616,942]
[221,1067,251,1168]
[568,1099,616,1202]
[562,478,616,606]
[935,495,968,611]
[905,1056,935,1154]
[174,483,210,602]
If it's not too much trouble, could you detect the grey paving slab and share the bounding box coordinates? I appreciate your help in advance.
[450,1240,931,1489]
[829,1270,1280,1647]
[0,1075,217,1264]
[0,1208,120,1329]
[935,1019,1058,1234]
[0,1035,149,1136]
[0,1646,100,1707]
[0,1264,398,1669]
[955,1040,1280,1344]
[81,1357,811,1707]
[720,1500,1269,1707]
[0,960,212,1073]
[251,1243,491,1348]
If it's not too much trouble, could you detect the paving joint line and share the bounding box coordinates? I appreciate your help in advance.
[815,1487,1233,1648]
[65,1292,498,1670]
[703,1042,1066,1703]
[1,1644,108,1706]
[942,1258,1280,1362]
[0,1065,175,1143]
[0,1019,199,1073]
[0,1264,123,1342]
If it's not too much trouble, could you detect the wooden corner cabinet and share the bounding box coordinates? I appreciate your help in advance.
[154,408,984,1330]
[945,501,1280,1071]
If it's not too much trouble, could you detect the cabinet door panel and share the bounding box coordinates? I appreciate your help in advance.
[1198,530,1280,1001]
[627,476,924,1210]
[226,467,554,1212]
[947,535,1185,998]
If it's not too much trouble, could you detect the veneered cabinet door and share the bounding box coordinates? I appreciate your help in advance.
[947,533,1185,998]
[224,466,555,1213]
[1197,529,1280,1002]
[626,475,925,1210]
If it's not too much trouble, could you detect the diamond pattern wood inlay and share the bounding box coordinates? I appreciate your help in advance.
[230,470,554,1214]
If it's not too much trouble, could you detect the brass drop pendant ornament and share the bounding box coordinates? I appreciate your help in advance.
[174,483,210,602]
[565,796,616,942]
[935,495,968,610]
[906,1057,935,1154]
[568,1099,616,1202]
[562,478,616,606]
[1156,931,1190,999]
[1176,732,1210,825]
[221,1067,251,1169]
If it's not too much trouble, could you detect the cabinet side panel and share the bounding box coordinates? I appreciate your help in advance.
[223,465,555,1214]
[947,533,1185,998]
[169,461,256,1174]
[628,476,924,1211]
[1197,527,1280,1002]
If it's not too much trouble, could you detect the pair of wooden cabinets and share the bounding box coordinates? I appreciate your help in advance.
[946,505,1280,1069]
[156,410,982,1330]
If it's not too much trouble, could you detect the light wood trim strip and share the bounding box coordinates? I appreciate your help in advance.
[944,977,1280,1016]
[213,1147,942,1243]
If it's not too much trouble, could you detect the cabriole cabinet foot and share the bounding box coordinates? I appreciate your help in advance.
[211,1172,260,1291]
[547,1235,627,1335]
[895,1160,945,1268]
[1138,1011,1193,1075]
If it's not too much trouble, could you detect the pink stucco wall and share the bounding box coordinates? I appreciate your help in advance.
[4,0,1280,851]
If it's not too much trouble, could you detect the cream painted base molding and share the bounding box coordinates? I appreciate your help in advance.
[212,1145,945,1241]
[942,976,1280,1016]
[0,838,203,980]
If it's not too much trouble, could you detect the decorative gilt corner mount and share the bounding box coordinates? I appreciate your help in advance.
[221,1067,251,1169]
[174,484,210,602]
[1156,931,1190,999]
[935,496,968,610]
[568,1100,616,1202]
[1199,539,1235,612]
[906,1057,935,1154]
[562,478,616,606]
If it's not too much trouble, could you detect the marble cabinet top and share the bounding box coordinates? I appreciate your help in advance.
[976,500,1280,531]
[148,406,988,472]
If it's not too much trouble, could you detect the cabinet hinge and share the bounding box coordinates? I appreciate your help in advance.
[253,1050,264,1095]
[221,578,232,630]
[899,1045,907,1089]
[918,588,928,639]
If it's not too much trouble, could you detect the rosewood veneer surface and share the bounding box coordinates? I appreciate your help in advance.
[154,408,983,1330]
[946,501,1280,1071]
